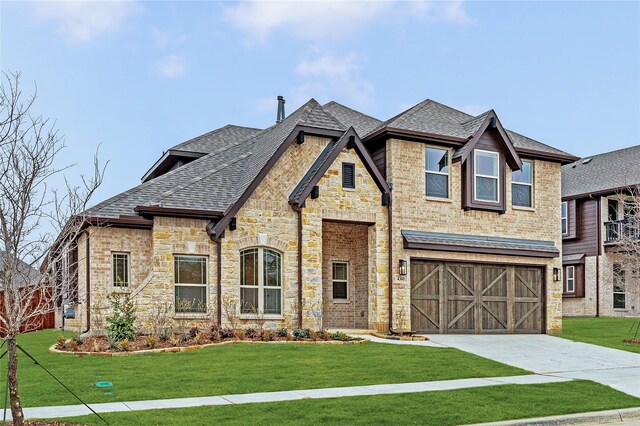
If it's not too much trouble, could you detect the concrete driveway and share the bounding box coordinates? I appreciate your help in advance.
[424,334,640,398]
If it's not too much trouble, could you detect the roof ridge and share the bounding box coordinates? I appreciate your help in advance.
[461,109,493,125]
[323,101,381,122]
[423,99,475,120]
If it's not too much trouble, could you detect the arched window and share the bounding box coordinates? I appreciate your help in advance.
[240,248,282,315]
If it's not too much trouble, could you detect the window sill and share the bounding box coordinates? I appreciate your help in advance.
[342,187,356,192]
[424,196,452,203]
[512,206,535,212]
[112,288,131,294]
[331,299,351,304]
[240,314,284,321]
[613,308,628,312]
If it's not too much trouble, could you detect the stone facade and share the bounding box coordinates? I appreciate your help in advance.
[58,132,564,334]
[386,139,563,333]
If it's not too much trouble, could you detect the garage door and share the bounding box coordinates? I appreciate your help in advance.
[410,261,544,334]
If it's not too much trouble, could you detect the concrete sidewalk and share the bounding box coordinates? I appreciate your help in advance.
[9,374,570,420]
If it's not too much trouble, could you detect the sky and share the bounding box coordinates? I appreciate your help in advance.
[1,1,639,209]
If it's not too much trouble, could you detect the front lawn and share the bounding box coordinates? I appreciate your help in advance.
[59,381,640,425]
[1,330,526,408]
[560,317,640,353]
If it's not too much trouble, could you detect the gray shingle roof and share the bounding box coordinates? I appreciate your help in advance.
[562,145,640,198]
[402,229,559,255]
[85,99,342,219]
[289,138,340,203]
[323,101,381,136]
[366,99,574,159]
[171,125,262,154]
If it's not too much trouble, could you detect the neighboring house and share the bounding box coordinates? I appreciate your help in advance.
[57,97,577,334]
[0,250,55,334]
[561,145,640,317]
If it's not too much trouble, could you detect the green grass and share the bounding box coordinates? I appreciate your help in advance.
[1,330,526,408]
[58,381,640,426]
[560,317,640,353]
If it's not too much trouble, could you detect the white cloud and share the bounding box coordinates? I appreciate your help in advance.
[293,52,374,109]
[150,55,187,79]
[224,1,473,43]
[151,26,187,49]
[31,1,139,44]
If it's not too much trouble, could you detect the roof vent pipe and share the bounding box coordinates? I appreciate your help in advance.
[276,96,286,123]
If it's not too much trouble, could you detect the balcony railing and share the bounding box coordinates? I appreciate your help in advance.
[605,219,640,243]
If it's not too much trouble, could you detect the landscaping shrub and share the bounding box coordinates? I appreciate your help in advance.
[158,328,170,342]
[332,332,349,341]
[120,338,131,351]
[194,332,206,345]
[145,334,158,349]
[309,330,319,341]
[210,323,221,334]
[188,327,199,339]
[277,328,288,337]
[169,336,180,347]
[291,329,311,340]
[322,330,331,341]
[211,330,221,342]
[68,339,78,351]
[220,328,235,339]
[245,328,259,339]
[91,339,100,352]
[234,329,246,340]
[262,329,272,342]
[105,293,137,342]
[72,333,84,346]
[56,335,67,349]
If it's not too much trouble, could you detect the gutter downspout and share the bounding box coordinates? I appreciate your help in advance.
[387,194,393,332]
[297,207,303,329]
[216,239,222,326]
[83,232,91,334]
[596,197,601,317]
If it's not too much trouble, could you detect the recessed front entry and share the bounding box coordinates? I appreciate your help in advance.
[322,221,369,329]
[410,260,544,334]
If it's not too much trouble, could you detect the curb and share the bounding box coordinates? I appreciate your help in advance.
[468,407,640,425]
[49,338,367,356]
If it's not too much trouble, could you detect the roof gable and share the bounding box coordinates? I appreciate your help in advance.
[453,110,522,170]
[288,127,390,208]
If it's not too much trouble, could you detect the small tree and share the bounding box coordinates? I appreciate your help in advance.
[0,71,104,424]
[613,185,640,271]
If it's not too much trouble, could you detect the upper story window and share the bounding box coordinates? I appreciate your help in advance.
[112,252,130,289]
[174,255,207,314]
[512,160,533,208]
[561,201,568,235]
[608,199,619,221]
[240,248,282,315]
[425,147,450,199]
[342,163,355,189]
[474,150,500,203]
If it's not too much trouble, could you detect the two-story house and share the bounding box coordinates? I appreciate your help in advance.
[55,98,577,335]
[562,146,640,317]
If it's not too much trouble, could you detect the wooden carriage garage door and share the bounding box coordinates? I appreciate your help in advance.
[410,261,544,334]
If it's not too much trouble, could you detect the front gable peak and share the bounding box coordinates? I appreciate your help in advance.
[454,110,522,171]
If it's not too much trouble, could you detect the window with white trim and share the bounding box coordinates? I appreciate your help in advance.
[240,248,282,315]
[332,262,348,300]
[565,265,575,293]
[425,147,450,199]
[474,149,499,202]
[613,263,626,309]
[174,255,207,314]
[561,201,568,235]
[512,160,533,208]
[112,252,130,289]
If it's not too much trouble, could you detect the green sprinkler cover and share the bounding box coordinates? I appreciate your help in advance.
[94,381,113,388]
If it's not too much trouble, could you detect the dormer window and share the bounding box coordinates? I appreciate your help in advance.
[474,150,500,203]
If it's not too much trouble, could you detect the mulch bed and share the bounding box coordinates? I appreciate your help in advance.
[623,339,640,344]
[53,330,363,356]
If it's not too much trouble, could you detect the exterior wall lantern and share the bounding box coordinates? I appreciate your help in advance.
[553,267,561,282]
[399,259,408,276]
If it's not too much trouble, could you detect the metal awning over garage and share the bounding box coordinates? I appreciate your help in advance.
[402,230,560,258]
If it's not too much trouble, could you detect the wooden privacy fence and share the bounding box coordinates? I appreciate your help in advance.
[0,288,55,336]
